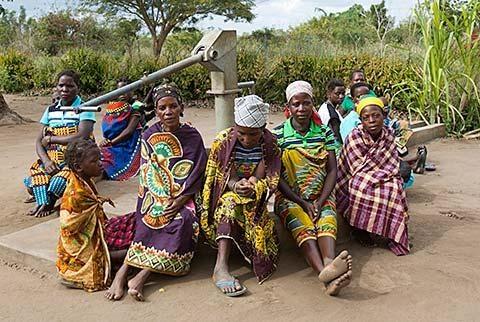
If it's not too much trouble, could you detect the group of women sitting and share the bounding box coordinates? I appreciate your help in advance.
[23,69,411,301]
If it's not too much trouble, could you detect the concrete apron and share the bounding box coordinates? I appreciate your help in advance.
[0,195,351,274]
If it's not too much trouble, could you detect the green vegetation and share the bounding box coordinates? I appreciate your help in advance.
[0,1,478,133]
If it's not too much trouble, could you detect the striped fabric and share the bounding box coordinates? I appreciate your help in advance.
[234,145,263,178]
[336,125,410,255]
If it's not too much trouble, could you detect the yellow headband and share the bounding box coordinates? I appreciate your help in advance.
[356,96,384,115]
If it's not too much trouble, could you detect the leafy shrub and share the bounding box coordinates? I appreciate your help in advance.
[59,48,112,94]
[32,55,61,89]
[0,49,34,92]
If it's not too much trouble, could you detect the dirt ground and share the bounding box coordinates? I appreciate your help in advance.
[0,94,479,322]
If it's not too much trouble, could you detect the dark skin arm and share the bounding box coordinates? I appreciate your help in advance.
[163,194,192,219]
[42,120,94,146]
[313,150,337,221]
[100,113,140,147]
[278,178,316,218]
[328,119,343,145]
[35,126,59,175]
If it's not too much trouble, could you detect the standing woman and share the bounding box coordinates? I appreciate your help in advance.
[105,84,207,302]
[273,81,352,296]
[24,70,95,218]
[318,79,346,145]
[100,77,142,181]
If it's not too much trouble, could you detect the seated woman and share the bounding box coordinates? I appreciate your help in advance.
[318,79,346,145]
[57,139,118,291]
[273,81,352,296]
[337,97,410,255]
[100,77,142,181]
[24,70,95,218]
[105,84,207,302]
[201,95,281,297]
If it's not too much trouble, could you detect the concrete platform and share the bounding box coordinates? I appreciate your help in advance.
[0,184,351,273]
[407,123,446,147]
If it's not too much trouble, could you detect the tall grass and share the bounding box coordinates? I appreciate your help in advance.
[410,0,480,134]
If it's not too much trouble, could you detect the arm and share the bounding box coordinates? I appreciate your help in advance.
[36,127,60,174]
[49,120,94,145]
[163,194,192,219]
[314,151,337,214]
[278,177,315,218]
[328,118,343,145]
[101,113,140,146]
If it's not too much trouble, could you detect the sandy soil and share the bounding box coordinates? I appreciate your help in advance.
[0,94,479,321]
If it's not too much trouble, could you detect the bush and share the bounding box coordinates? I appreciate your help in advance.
[0,49,34,92]
[59,48,113,94]
[32,55,61,90]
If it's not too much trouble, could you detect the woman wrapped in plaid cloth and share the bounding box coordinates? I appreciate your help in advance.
[337,97,410,255]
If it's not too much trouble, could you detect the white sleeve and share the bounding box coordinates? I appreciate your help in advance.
[318,103,331,125]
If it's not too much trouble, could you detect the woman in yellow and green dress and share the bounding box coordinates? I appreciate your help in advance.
[273,81,352,296]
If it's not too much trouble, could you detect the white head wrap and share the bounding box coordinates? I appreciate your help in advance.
[234,95,269,128]
[285,80,313,103]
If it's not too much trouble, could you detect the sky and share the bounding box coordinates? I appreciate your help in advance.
[5,0,418,34]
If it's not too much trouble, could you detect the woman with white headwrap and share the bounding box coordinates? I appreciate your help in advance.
[200,95,281,296]
[273,81,352,296]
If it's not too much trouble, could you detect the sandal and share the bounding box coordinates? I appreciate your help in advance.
[414,146,427,174]
[214,279,247,297]
[24,196,35,203]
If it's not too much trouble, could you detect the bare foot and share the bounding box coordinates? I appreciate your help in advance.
[105,264,128,301]
[325,270,352,296]
[26,204,41,216]
[34,204,59,218]
[318,250,352,283]
[127,269,150,302]
[213,267,244,295]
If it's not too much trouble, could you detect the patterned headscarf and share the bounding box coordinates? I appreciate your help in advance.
[234,95,269,128]
[153,83,182,105]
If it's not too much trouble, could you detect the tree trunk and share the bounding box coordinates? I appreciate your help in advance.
[0,93,31,125]
[152,27,172,57]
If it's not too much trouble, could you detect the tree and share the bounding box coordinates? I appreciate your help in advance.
[363,0,394,57]
[80,0,255,56]
[0,0,31,125]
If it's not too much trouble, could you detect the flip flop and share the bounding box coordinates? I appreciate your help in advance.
[214,279,247,297]
[425,163,436,171]
[24,196,35,203]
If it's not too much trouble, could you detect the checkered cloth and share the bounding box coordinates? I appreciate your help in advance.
[104,212,136,251]
[234,95,269,128]
[336,125,410,255]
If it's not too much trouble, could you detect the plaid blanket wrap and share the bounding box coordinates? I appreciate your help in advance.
[337,125,410,255]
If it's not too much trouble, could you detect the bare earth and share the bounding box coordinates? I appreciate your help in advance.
[0,94,479,321]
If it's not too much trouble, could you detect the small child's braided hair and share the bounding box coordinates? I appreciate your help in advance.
[64,138,98,171]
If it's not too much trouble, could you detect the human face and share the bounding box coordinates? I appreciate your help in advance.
[351,72,365,85]
[360,105,384,139]
[57,75,79,105]
[117,81,133,102]
[236,125,263,149]
[77,147,103,179]
[352,86,371,104]
[328,86,345,106]
[156,96,183,131]
[288,93,313,125]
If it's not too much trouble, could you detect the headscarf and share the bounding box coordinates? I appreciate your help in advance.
[234,95,269,128]
[285,80,313,103]
[153,83,182,105]
[284,80,322,125]
[356,96,384,115]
